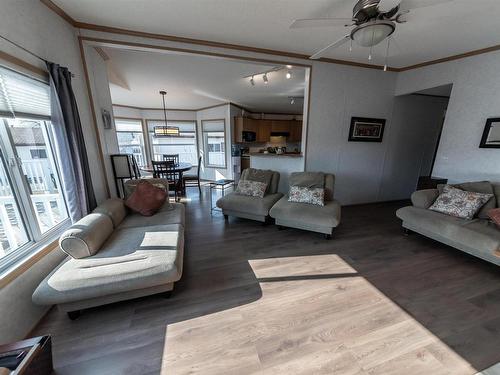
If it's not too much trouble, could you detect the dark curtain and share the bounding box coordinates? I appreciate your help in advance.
[47,62,96,221]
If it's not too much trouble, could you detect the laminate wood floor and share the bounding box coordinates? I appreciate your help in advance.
[33,187,500,375]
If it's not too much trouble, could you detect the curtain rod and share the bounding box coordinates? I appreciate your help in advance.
[0,33,47,63]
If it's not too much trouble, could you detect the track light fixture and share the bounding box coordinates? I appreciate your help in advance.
[249,76,255,86]
[290,97,295,105]
[263,73,268,84]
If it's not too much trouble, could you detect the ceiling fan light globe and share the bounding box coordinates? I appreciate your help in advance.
[351,21,395,47]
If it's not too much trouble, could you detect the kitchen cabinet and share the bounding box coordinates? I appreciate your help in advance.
[289,121,303,142]
[234,117,302,143]
[257,120,272,142]
[271,120,290,133]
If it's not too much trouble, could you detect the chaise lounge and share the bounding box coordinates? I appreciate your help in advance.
[32,180,185,319]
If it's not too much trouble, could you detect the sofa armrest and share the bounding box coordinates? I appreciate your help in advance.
[411,189,439,209]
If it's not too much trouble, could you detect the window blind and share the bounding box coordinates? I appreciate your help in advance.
[0,66,50,119]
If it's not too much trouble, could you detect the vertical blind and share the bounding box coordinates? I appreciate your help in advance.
[0,66,50,119]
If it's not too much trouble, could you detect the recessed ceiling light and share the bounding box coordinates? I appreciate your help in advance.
[286,71,292,79]
[286,65,292,69]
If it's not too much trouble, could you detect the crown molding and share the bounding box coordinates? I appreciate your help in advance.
[41,0,500,73]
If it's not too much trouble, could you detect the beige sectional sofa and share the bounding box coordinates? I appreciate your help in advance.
[216,168,283,223]
[396,182,500,266]
[32,190,185,319]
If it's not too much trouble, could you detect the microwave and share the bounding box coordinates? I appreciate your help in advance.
[242,131,256,142]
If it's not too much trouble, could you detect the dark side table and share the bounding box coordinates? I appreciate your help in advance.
[0,336,53,374]
[209,179,234,215]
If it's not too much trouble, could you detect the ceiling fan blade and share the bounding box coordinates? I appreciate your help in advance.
[290,18,352,29]
[400,0,455,10]
[377,0,401,12]
[310,34,351,60]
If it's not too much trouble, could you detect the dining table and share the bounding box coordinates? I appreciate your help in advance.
[140,162,193,195]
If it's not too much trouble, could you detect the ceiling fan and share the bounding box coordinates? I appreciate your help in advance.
[291,0,455,62]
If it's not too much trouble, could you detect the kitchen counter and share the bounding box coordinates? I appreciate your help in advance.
[248,153,303,158]
[250,153,304,193]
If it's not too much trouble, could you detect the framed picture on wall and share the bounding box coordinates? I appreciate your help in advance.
[348,117,386,142]
[479,118,500,148]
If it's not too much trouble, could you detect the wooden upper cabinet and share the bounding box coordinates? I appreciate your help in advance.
[257,120,272,142]
[289,120,303,142]
[234,117,302,143]
[271,120,290,133]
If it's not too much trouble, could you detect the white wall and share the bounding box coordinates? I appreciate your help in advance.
[396,51,500,184]
[196,104,233,180]
[0,0,104,343]
[86,47,119,197]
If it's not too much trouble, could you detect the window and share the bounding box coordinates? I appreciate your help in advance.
[202,119,226,168]
[147,120,198,164]
[0,66,69,271]
[115,119,146,167]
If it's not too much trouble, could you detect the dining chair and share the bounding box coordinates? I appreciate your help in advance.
[163,154,179,164]
[183,156,202,194]
[151,160,181,201]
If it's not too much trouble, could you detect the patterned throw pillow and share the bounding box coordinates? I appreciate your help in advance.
[235,180,267,198]
[288,186,325,206]
[429,185,493,220]
[488,208,500,229]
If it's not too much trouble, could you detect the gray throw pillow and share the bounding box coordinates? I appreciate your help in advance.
[289,172,325,189]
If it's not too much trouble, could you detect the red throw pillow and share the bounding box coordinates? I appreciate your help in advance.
[125,180,167,216]
[488,208,500,229]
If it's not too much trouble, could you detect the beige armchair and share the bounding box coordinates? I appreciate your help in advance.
[216,168,283,223]
[269,172,341,239]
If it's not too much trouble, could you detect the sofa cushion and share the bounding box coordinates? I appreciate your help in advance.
[119,203,185,229]
[216,192,283,217]
[430,185,493,220]
[396,206,500,261]
[289,172,325,189]
[270,196,341,228]
[243,168,274,195]
[125,180,167,216]
[93,198,126,228]
[124,178,171,201]
[235,180,267,198]
[438,181,496,219]
[488,208,500,229]
[33,224,184,305]
[411,189,439,209]
[59,213,113,259]
[288,186,324,206]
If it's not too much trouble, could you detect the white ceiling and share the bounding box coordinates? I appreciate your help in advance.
[104,47,306,113]
[54,0,500,68]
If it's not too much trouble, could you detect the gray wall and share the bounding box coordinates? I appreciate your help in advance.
[396,51,500,184]
[378,95,448,201]
[306,63,398,204]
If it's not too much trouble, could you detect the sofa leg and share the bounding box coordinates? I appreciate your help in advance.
[163,290,173,299]
[277,225,285,231]
[67,310,81,320]
[224,214,228,221]
[403,227,412,236]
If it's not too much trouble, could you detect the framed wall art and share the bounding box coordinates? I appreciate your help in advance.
[348,117,386,142]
